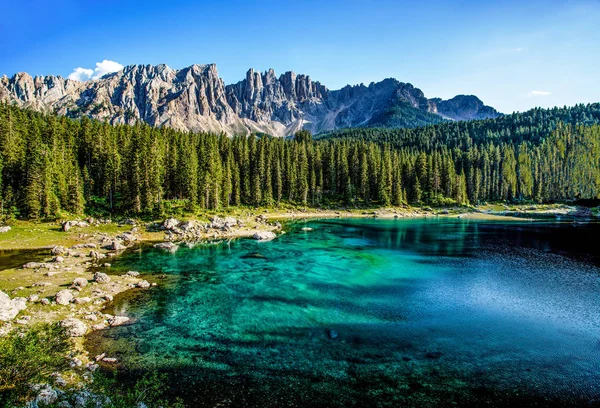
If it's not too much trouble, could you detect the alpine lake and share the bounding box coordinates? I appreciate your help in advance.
[85,217,600,407]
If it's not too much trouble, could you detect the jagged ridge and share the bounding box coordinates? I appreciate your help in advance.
[0,63,500,136]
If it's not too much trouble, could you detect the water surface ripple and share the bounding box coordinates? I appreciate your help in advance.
[88,218,600,407]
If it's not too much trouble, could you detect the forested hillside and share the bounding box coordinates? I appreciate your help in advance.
[317,103,600,148]
[0,103,599,219]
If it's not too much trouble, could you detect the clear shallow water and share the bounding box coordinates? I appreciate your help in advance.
[88,218,600,407]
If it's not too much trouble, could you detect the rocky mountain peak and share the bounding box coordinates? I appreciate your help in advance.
[0,63,501,135]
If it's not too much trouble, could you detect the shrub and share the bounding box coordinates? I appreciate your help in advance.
[0,324,70,405]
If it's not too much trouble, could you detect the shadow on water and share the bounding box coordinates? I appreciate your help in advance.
[0,248,48,272]
[86,218,600,407]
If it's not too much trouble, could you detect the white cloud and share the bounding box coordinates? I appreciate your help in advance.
[68,67,94,81]
[91,60,124,79]
[529,90,552,96]
[67,60,124,81]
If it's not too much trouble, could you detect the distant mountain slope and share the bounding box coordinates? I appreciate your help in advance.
[0,63,500,136]
[317,103,600,148]
[430,95,500,121]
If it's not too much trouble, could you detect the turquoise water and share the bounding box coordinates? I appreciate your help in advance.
[88,218,600,407]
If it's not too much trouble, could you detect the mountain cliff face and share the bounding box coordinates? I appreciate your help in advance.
[0,63,500,136]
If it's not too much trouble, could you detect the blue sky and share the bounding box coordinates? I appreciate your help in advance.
[1,0,599,113]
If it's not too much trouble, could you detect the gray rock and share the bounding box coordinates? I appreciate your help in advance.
[153,242,177,251]
[35,384,59,405]
[0,226,11,233]
[61,220,89,232]
[179,220,197,231]
[163,218,180,230]
[0,290,27,321]
[252,231,277,241]
[60,318,87,337]
[72,243,97,249]
[108,316,130,326]
[51,245,69,255]
[116,232,137,242]
[107,240,126,251]
[93,272,111,284]
[55,290,74,305]
[136,280,151,289]
[89,250,106,259]
[126,271,140,277]
[72,278,88,288]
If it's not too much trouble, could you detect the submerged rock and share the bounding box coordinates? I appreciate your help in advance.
[327,329,339,340]
[241,252,267,259]
[252,231,277,241]
[425,351,443,360]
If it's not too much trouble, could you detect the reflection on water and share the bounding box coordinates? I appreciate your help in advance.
[88,218,600,407]
[0,248,47,272]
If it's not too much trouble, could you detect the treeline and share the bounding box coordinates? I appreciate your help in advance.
[0,103,599,219]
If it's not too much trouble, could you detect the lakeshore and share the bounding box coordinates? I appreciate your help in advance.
[0,203,598,399]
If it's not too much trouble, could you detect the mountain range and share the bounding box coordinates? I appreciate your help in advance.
[0,63,500,136]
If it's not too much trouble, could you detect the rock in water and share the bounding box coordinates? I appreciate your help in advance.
[154,242,178,251]
[425,351,443,360]
[136,280,151,289]
[327,329,339,339]
[108,316,130,327]
[60,318,88,337]
[55,290,74,305]
[252,231,277,241]
[241,252,267,259]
